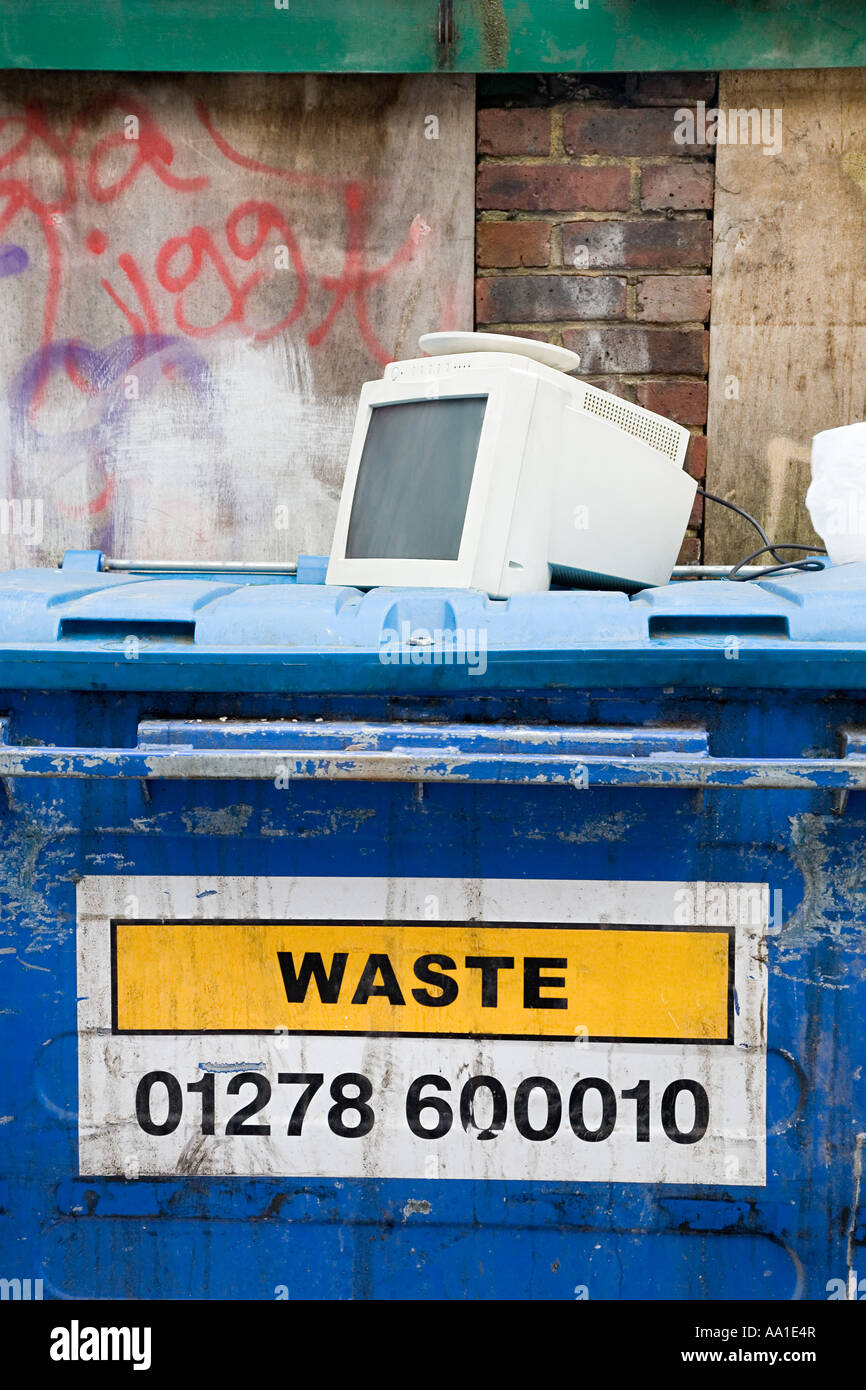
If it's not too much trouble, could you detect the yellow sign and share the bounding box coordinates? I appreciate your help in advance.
[113,921,732,1042]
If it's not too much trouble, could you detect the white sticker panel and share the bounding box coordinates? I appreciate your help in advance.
[77,876,767,1185]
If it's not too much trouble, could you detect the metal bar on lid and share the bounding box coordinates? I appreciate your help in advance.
[103,558,299,574]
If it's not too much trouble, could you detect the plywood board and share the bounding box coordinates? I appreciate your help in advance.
[705,69,866,563]
[0,73,474,567]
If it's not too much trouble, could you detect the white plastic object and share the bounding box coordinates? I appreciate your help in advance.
[805,422,866,563]
[419,331,581,374]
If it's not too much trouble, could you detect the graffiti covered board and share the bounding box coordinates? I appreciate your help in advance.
[0,73,474,567]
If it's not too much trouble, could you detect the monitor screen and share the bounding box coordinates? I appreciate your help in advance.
[345,396,488,560]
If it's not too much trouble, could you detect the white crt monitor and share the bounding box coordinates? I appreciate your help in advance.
[327,332,696,597]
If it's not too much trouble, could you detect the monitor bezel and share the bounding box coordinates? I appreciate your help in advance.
[327,367,539,591]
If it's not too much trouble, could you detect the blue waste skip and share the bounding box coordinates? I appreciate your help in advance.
[1,553,865,1302]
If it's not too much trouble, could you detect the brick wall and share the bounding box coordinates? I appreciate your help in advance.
[476,74,718,563]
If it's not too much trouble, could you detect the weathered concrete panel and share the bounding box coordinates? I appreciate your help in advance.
[0,73,475,567]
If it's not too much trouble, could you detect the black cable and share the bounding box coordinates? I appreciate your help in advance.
[726,543,828,583]
[696,487,777,556]
[695,487,827,582]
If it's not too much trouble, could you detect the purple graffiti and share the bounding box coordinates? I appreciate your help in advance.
[6,333,221,554]
[0,244,29,279]
[11,333,215,451]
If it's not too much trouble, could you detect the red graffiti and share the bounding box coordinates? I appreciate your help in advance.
[195,102,427,362]
[108,253,163,336]
[145,201,308,343]
[0,97,209,414]
[156,224,262,339]
[308,182,428,363]
[193,99,342,194]
[0,105,76,372]
[86,97,209,204]
[60,472,117,521]
[225,200,307,339]
[86,227,108,256]
[2,92,430,367]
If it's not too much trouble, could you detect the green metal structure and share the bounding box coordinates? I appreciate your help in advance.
[0,1,864,73]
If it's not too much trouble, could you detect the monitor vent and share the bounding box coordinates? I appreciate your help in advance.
[580,386,684,463]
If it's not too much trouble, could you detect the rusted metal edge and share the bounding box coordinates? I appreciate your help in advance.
[1,746,866,789]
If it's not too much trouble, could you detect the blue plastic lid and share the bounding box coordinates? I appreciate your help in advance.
[0,556,864,692]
